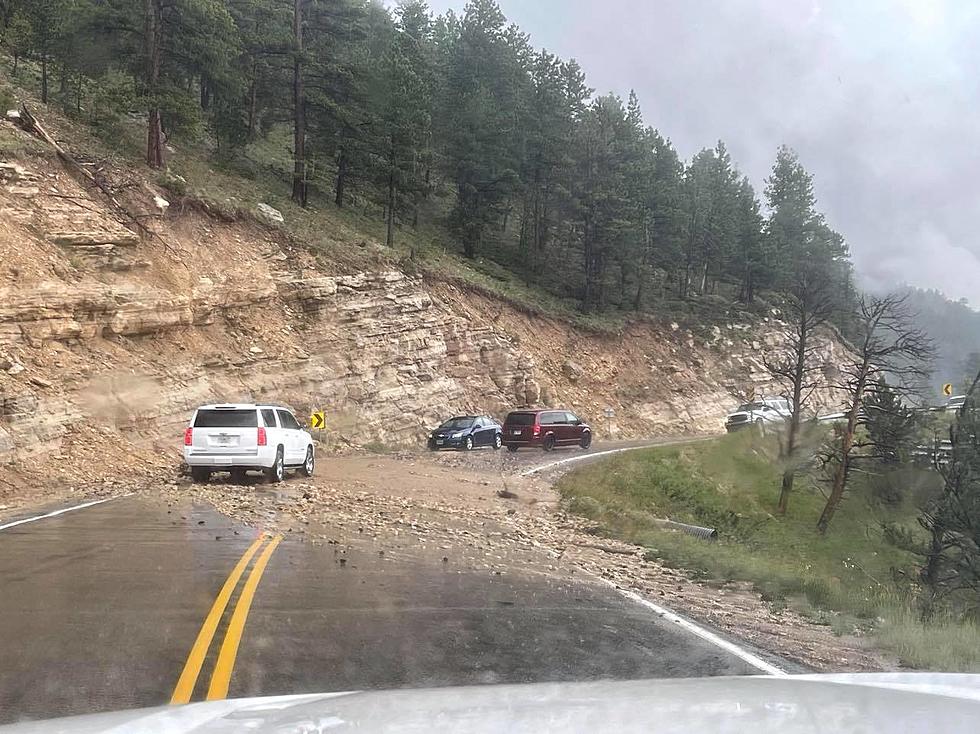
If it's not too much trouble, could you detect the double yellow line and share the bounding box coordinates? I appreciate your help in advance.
[171,533,283,704]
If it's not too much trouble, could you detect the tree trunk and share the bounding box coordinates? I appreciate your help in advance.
[385,169,395,248]
[246,74,257,140]
[582,215,594,312]
[291,0,307,206]
[777,469,794,516]
[199,76,211,110]
[145,0,165,169]
[817,365,869,534]
[334,152,347,207]
[13,53,18,76]
[40,55,48,104]
[922,523,944,592]
[777,323,808,515]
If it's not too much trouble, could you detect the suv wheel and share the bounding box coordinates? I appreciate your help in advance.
[579,431,592,449]
[300,446,315,478]
[463,436,474,451]
[266,446,284,484]
[493,433,502,450]
[191,467,211,484]
[542,434,556,452]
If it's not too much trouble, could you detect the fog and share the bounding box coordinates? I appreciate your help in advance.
[426,0,980,305]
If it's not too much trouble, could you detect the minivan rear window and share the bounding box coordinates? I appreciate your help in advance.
[194,409,258,428]
[505,413,535,426]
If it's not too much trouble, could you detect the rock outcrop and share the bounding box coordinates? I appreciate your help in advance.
[0,149,850,471]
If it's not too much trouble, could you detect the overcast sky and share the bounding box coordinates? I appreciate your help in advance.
[424,0,980,306]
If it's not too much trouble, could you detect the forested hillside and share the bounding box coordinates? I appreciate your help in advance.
[0,0,854,317]
[902,287,980,393]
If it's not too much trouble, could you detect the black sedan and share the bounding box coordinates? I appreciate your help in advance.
[427,415,503,451]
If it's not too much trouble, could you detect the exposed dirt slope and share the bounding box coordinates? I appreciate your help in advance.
[0,118,848,497]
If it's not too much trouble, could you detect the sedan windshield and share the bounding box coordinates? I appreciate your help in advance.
[439,417,474,431]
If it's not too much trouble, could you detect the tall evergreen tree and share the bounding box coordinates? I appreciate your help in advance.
[443,0,522,258]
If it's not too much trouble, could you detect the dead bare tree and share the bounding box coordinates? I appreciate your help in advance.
[816,293,933,534]
[764,266,837,515]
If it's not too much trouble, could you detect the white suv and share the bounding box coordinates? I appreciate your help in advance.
[725,397,793,432]
[183,404,315,483]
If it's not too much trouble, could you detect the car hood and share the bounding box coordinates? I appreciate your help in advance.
[3,674,980,733]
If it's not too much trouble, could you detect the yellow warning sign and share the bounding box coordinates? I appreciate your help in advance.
[942,383,954,397]
[310,411,325,429]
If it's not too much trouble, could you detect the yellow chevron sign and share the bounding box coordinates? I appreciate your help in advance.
[310,411,325,430]
[942,383,953,397]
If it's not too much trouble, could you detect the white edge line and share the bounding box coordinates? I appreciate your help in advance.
[520,445,649,476]
[606,581,787,676]
[0,493,135,532]
[522,441,787,676]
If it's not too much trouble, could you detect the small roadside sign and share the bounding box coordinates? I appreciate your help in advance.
[310,411,326,430]
[603,407,615,418]
[942,383,953,397]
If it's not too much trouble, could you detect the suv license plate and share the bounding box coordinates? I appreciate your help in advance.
[436,440,444,445]
[512,430,522,435]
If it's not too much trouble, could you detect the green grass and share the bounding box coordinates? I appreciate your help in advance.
[558,431,980,671]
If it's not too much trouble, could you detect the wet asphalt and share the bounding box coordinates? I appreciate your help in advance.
[0,444,760,726]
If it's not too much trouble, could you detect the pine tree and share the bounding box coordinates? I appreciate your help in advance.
[3,8,31,76]
[863,378,917,465]
[442,0,522,259]
[919,379,980,606]
[370,0,433,247]
[92,0,239,168]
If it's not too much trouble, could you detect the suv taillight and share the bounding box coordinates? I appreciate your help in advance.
[257,427,267,446]
[532,421,541,437]
[184,428,193,446]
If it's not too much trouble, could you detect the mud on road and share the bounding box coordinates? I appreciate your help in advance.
[157,443,891,674]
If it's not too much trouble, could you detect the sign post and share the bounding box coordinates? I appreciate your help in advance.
[603,407,615,438]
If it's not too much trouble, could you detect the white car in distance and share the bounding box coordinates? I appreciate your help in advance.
[183,403,315,483]
[725,397,792,432]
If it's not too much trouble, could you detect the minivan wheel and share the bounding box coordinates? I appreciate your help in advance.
[542,434,556,452]
[191,467,211,484]
[579,432,592,449]
[493,433,502,450]
[266,447,284,484]
[300,446,315,478]
[506,444,519,453]
[463,436,474,451]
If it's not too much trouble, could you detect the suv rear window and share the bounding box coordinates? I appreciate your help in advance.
[505,412,535,426]
[193,409,258,428]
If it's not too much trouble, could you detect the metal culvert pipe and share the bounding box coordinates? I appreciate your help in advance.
[653,519,719,540]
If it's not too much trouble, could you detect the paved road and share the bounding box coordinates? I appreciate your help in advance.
[0,463,761,725]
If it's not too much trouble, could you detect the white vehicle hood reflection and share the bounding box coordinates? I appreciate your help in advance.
[2,674,980,733]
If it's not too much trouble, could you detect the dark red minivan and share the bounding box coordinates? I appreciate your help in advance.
[502,409,592,452]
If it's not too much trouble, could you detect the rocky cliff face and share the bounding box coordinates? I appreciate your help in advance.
[0,144,850,476]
